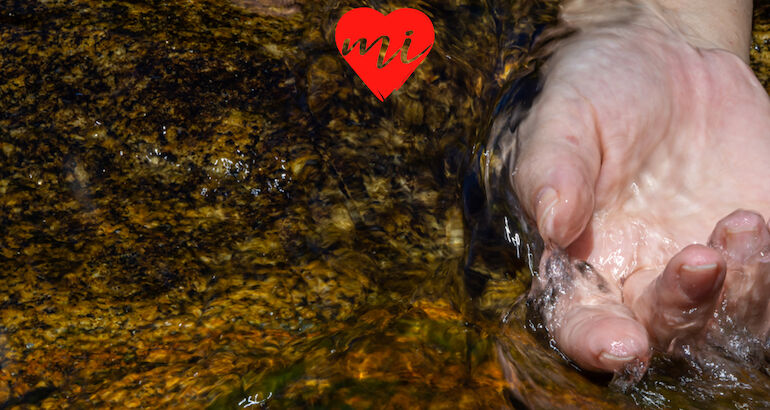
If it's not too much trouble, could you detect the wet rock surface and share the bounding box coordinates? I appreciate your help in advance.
[0,0,767,408]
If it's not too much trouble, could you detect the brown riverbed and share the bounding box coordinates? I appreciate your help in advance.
[1,0,769,408]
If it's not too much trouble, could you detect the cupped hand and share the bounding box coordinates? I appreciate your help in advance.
[505,4,770,373]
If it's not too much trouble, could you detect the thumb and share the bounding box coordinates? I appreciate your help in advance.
[511,87,601,247]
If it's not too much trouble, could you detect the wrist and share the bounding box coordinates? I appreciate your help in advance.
[561,0,753,61]
[653,0,752,61]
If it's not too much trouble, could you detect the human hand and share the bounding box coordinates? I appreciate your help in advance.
[497,0,770,373]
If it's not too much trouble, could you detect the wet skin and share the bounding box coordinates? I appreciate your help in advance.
[507,8,770,372]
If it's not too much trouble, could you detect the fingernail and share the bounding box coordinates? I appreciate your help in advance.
[726,225,758,235]
[599,351,636,368]
[536,186,558,240]
[681,263,717,273]
[679,263,720,301]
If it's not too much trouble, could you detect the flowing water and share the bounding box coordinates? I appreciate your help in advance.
[1,0,769,408]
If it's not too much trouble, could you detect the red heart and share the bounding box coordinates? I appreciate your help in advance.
[335,8,434,101]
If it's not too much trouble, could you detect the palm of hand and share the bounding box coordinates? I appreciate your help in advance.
[511,22,770,372]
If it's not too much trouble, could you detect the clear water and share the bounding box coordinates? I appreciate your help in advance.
[0,0,769,408]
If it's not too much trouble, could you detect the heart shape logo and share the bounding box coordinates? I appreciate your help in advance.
[335,8,435,101]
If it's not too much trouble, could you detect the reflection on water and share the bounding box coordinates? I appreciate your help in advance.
[0,0,768,408]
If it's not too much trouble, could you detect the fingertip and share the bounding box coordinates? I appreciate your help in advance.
[559,306,650,373]
[529,167,595,247]
[663,244,725,305]
[708,210,770,263]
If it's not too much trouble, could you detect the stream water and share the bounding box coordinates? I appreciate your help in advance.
[1,0,769,408]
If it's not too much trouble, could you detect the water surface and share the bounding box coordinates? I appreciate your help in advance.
[1,0,769,408]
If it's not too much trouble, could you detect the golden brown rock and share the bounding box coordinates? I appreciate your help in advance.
[0,0,768,408]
